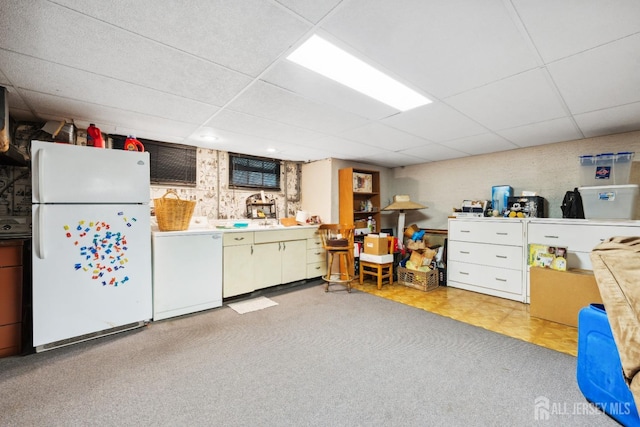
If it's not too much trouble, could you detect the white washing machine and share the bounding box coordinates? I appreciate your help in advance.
[151,218,223,321]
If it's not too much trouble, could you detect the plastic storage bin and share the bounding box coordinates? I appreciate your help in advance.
[614,151,635,185]
[577,304,639,426]
[580,152,635,186]
[579,155,598,187]
[579,185,639,220]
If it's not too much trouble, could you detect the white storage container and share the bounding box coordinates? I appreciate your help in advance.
[579,185,639,220]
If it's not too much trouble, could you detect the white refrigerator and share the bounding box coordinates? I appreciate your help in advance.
[31,140,152,351]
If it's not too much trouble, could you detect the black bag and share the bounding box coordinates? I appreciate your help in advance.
[561,188,585,219]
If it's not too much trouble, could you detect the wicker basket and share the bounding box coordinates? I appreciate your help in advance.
[397,266,439,292]
[154,190,196,231]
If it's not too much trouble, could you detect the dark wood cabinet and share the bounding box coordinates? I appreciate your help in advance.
[0,240,23,357]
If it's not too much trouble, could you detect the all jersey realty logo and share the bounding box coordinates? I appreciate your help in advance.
[534,395,633,421]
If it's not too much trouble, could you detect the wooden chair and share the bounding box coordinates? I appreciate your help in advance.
[318,224,355,292]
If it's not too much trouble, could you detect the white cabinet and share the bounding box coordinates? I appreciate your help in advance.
[449,218,640,304]
[448,218,526,302]
[223,227,318,298]
[223,232,255,298]
[306,233,326,279]
[152,230,223,321]
[525,219,640,302]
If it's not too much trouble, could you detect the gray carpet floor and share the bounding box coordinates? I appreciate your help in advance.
[0,281,618,426]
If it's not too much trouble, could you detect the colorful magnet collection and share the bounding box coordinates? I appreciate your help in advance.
[65,212,137,286]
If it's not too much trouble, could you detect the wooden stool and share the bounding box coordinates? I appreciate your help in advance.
[359,260,393,290]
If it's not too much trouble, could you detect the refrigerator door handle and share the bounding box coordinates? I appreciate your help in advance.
[34,145,45,202]
[34,205,46,259]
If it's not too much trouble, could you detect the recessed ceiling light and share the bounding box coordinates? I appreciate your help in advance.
[266,148,277,153]
[287,35,431,112]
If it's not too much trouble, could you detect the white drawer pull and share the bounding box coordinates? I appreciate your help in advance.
[496,232,508,236]
[460,251,470,254]
[460,230,471,233]
[234,237,245,241]
[495,278,507,282]
[544,235,559,239]
[495,255,507,259]
[459,271,469,275]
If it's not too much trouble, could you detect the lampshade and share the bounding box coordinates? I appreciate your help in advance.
[383,195,427,211]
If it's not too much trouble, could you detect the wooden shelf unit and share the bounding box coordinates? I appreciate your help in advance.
[339,168,380,233]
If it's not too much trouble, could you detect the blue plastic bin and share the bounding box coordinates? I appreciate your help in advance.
[577,304,640,426]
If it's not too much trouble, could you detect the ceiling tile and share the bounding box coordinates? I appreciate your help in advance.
[497,117,583,148]
[446,69,567,130]
[355,151,432,168]
[513,0,640,62]
[21,90,198,142]
[548,34,640,115]
[397,143,468,163]
[303,135,387,157]
[52,0,312,76]
[227,81,369,134]
[275,0,343,23]
[0,1,252,106]
[188,127,330,162]
[321,0,538,98]
[0,51,218,124]
[262,61,398,120]
[440,133,519,156]
[573,102,640,138]
[205,110,323,144]
[382,102,487,142]
[337,122,430,151]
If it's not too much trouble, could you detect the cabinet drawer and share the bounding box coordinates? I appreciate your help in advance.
[448,241,522,270]
[449,220,523,246]
[528,222,640,254]
[307,248,326,264]
[254,228,312,244]
[223,232,254,246]
[307,261,326,279]
[448,261,523,296]
[307,237,323,250]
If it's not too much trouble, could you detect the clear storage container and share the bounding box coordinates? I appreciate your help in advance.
[595,153,614,183]
[579,155,598,187]
[613,151,634,185]
[579,152,635,186]
[579,184,639,220]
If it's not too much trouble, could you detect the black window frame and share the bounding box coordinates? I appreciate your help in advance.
[110,135,197,187]
[229,153,281,191]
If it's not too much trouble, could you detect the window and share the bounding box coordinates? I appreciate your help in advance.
[110,135,197,186]
[229,153,281,190]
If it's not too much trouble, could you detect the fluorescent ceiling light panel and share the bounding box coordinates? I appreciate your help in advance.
[287,35,431,111]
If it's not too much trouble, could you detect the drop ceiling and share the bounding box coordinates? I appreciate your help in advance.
[1,0,640,168]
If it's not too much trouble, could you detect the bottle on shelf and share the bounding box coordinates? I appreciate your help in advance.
[86,123,104,148]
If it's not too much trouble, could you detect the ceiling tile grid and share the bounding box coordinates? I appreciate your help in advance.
[0,0,639,167]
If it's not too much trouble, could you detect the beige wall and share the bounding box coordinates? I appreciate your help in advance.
[392,131,640,229]
[300,158,332,224]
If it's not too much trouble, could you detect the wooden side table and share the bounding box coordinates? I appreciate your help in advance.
[359,260,393,290]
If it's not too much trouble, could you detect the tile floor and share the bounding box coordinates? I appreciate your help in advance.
[350,278,578,356]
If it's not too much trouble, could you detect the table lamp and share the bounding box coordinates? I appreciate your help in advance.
[383,195,427,247]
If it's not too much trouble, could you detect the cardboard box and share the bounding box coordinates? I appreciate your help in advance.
[364,234,388,255]
[530,267,602,327]
[360,252,394,263]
